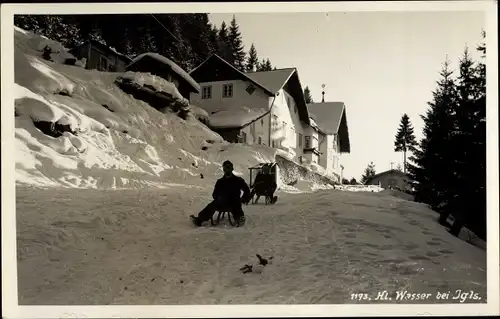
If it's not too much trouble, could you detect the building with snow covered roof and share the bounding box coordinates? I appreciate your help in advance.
[188,54,350,181]
[307,102,351,177]
[126,52,201,101]
[69,39,132,73]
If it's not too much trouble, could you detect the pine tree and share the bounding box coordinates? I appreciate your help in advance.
[246,43,259,72]
[228,15,246,71]
[407,58,458,211]
[444,47,475,235]
[394,113,418,174]
[264,58,273,71]
[446,44,486,239]
[349,177,358,185]
[361,162,376,184]
[304,86,314,103]
[217,21,232,62]
[178,14,214,67]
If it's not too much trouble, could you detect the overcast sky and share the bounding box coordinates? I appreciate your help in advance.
[209,11,485,180]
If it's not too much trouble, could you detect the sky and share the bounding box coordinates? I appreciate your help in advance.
[208,11,485,180]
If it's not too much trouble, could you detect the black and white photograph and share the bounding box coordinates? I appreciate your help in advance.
[1,1,498,318]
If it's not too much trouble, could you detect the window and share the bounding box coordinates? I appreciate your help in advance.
[246,84,256,95]
[202,86,212,99]
[298,133,303,148]
[258,136,262,144]
[99,56,108,71]
[272,114,278,129]
[239,131,247,143]
[261,118,264,126]
[305,136,311,148]
[222,84,233,98]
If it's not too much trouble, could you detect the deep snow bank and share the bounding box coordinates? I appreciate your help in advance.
[13,27,279,189]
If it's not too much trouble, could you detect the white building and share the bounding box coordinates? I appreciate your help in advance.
[307,102,351,178]
[189,54,350,180]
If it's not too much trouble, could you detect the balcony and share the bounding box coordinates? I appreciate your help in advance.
[303,147,320,156]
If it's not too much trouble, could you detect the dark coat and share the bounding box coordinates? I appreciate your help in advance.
[212,173,251,205]
[253,173,277,195]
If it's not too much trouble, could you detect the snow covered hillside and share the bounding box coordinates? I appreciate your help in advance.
[16,185,486,305]
[13,26,281,189]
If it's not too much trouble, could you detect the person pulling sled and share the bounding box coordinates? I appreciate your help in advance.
[190,160,251,227]
[250,165,278,205]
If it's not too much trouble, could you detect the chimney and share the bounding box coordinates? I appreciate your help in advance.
[252,64,257,72]
[321,84,326,103]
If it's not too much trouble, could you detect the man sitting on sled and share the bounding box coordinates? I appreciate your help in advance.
[190,160,251,227]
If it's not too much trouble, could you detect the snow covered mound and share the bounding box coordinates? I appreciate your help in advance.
[13,27,277,189]
[337,184,384,192]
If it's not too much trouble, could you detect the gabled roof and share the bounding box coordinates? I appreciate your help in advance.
[189,54,311,125]
[365,169,409,185]
[127,52,200,93]
[307,102,351,153]
[189,54,273,95]
[246,68,311,125]
[246,68,295,94]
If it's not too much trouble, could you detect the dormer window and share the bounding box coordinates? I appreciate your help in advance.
[246,84,256,95]
[223,84,233,98]
[202,86,212,99]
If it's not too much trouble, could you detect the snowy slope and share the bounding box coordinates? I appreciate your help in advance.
[16,186,487,305]
[13,27,282,189]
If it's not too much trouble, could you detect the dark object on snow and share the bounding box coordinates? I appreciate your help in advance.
[101,104,115,113]
[126,52,200,100]
[64,57,77,66]
[239,264,253,274]
[56,89,72,97]
[200,173,204,179]
[256,254,268,266]
[201,146,208,151]
[42,45,52,61]
[32,119,75,138]
[190,161,250,227]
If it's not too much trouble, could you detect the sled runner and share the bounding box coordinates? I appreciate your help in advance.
[210,210,235,226]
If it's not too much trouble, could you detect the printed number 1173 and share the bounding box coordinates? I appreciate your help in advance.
[351,293,371,301]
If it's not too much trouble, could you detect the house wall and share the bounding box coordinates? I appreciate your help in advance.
[239,113,271,146]
[190,79,272,114]
[191,79,273,145]
[72,43,129,72]
[270,88,304,157]
[318,133,330,170]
